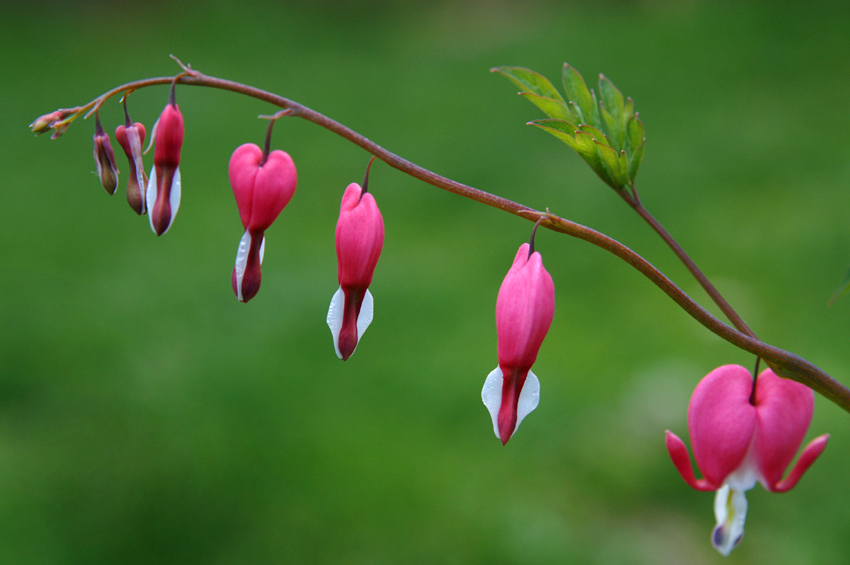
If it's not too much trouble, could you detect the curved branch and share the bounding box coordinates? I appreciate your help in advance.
[51,70,850,413]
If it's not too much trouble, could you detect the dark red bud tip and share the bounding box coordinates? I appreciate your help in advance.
[231,267,261,303]
[497,400,518,446]
[337,326,358,361]
[151,199,173,236]
[337,287,365,360]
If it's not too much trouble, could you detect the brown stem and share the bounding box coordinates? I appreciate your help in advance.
[54,70,850,413]
[621,189,757,339]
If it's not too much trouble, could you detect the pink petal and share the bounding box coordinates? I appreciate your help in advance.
[335,183,384,289]
[250,149,297,230]
[689,365,757,488]
[495,244,555,370]
[772,434,829,493]
[752,369,815,489]
[664,431,716,491]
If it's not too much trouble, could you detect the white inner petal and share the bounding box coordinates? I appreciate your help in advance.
[481,367,504,439]
[169,167,181,230]
[146,166,157,233]
[357,289,373,339]
[326,286,345,359]
[233,230,252,302]
[516,369,541,431]
[325,287,374,359]
[712,484,749,557]
[480,368,540,440]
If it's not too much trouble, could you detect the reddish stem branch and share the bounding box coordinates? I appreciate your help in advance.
[621,190,757,339]
[52,70,850,413]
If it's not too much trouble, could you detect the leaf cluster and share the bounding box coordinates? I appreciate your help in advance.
[493,64,645,192]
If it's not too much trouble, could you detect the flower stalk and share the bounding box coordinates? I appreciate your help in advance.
[30,62,850,414]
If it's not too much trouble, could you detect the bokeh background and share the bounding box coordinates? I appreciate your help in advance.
[3,1,850,563]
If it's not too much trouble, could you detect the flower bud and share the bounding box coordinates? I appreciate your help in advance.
[228,143,297,302]
[115,121,148,215]
[146,93,184,235]
[482,242,555,445]
[326,182,384,360]
[30,110,64,135]
[93,115,119,195]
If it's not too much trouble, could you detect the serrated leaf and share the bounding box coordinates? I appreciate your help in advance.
[562,64,596,125]
[628,140,645,182]
[519,92,572,120]
[627,114,645,154]
[599,74,625,118]
[492,66,565,103]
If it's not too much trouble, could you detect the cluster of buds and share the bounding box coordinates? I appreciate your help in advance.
[43,81,186,233]
[30,108,79,139]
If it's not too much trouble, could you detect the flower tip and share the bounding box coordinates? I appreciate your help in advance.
[327,287,374,360]
[482,367,540,444]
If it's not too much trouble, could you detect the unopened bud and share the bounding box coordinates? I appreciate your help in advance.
[93,114,119,195]
[116,120,148,215]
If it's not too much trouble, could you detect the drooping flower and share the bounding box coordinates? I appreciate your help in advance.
[482,241,555,445]
[114,103,148,215]
[147,84,184,235]
[93,113,119,195]
[326,180,384,360]
[666,365,829,556]
[228,143,297,303]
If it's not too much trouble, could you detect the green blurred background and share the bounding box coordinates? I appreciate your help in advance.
[3,0,850,563]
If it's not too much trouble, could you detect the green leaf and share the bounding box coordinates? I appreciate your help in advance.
[519,92,572,120]
[595,140,627,188]
[562,64,596,125]
[627,114,645,154]
[492,66,565,103]
[574,131,612,186]
[578,124,610,145]
[599,74,625,118]
[628,140,645,182]
[624,97,635,119]
[568,101,585,124]
[600,105,624,152]
[528,118,583,154]
[618,151,630,185]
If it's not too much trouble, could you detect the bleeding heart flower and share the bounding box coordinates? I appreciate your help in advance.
[228,143,297,303]
[666,365,829,556]
[326,181,384,360]
[482,241,555,445]
[147,86,184,235]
